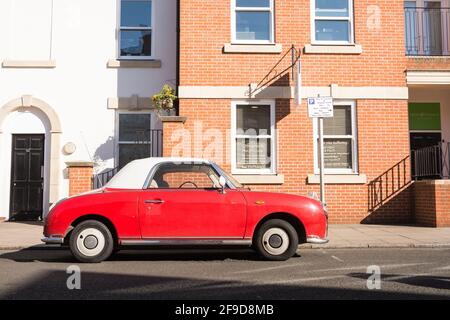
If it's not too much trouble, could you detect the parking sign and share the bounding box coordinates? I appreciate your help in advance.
[307,97,334,118]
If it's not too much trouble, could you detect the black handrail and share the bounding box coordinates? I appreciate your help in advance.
[368,157,411,211]
[404,7,450,56]
[412,142,450,180]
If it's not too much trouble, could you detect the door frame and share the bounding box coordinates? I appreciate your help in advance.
[9,134,46,220]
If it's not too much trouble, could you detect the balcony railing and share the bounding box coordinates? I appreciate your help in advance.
[405,7,450,56]
[412,142,450,180]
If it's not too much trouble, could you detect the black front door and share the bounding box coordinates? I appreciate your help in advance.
[410,132,442,151]
[10,134,45,221]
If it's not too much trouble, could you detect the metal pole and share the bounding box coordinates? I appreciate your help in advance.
[318,117,326,208]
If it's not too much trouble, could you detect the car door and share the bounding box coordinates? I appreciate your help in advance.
[138,162,247,239]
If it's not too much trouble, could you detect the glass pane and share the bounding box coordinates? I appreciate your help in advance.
[315,20,350,42]
[315,0,349,17]
[236,138,271,169]
[324,106,352,135]
[236,12,270,41]
[120,30,152,57]
[236,0,270,7]
[236,105,271,135]
[119,114,151,142]
[322,138,353,169]
[119,144,150,169]
[121,0,152,27]
[151,163,219,189]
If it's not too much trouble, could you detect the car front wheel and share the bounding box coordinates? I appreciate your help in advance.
[69,220,114,263]
[253,219,298,261]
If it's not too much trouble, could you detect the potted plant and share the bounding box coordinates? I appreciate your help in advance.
[152,84,177,115]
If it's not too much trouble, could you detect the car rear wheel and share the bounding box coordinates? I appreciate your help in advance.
[69,220,114,263]
[253,219,298,261]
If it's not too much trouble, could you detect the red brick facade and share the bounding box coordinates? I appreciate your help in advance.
[172,0,414,224]
[414,181,450,227]
[67,164,94,197]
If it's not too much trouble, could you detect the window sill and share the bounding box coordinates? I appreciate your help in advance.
[233,174,284,185]
[307,174,367,185]
[223,43,283,54]
[304,44,363,55]
[2,60,56,68]
[107,59,161,68]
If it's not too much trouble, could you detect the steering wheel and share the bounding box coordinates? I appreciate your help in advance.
[179,181,199,189]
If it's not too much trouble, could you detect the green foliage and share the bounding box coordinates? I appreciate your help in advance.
[152,84,177,111]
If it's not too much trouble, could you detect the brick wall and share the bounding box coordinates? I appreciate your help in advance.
[67,165,94,197]
[407,57,450,71]
[171,98,413,224]
[180,0,408,87]
[414,180,450,227]
[175,1,413,224]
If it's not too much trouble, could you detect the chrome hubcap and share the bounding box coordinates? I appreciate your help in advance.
[76,228,105,257]
[262,228,289,256]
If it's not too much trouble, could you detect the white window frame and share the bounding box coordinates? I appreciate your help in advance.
[231,0,275,44]
[311,0,355,45]
[313,100,358,174]
[118,0,155,60]
[231,100,277,175]
[115,111,154,167]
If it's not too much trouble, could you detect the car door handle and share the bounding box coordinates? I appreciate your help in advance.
[144,199,165,204]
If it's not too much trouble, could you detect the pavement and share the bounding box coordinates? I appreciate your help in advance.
[0,220,449,250]
[0,247,449,299]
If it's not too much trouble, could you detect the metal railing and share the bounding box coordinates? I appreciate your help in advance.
[412,142,450,180]
[92,129,163,189]
[368,157,411,211]
[405,7,450,56]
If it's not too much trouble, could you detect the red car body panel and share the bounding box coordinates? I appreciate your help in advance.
[44,188,327,243]
[241,191,327,239]
[138,189,247,238]
[44,189,141,239]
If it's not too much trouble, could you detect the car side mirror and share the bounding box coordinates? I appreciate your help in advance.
[219,176,227,194]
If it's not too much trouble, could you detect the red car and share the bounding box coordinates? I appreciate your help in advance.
[43,158,328,263]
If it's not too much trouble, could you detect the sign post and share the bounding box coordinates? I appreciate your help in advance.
[307,97,334,208]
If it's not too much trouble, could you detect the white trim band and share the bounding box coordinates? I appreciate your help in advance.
[224,43,283,53]
[107,59,161,68]
[307,174,367,184]
[233,174,284,185]
[2,60,56,68]
[407,71,450,85]
[304,44,362,54]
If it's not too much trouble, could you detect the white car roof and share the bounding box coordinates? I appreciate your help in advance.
[105,157,211,189]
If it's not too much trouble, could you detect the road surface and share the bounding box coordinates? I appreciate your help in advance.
[0,247,449,299]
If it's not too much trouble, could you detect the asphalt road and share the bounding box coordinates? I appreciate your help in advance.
[0,247,449,300]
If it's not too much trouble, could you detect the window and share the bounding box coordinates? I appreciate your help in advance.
[119,0,153,58]
[232,101,276,174]
[117,113,152,168]
[314,101,358,174]
[312,0,354,44]
[232,0,274,43]
[149,163,222,189]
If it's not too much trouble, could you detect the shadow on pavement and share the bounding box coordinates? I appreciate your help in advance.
[1,269,448,300]
[348,272,450,291]
[0,246,292,263]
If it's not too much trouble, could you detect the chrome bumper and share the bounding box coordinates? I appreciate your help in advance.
[41,237,64,245]
[306,236,329,244]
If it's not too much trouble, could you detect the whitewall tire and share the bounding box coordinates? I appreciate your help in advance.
[254,219,298,261]
[69,220,114,263]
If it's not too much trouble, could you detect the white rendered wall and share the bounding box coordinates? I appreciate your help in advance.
[0,0,177,219]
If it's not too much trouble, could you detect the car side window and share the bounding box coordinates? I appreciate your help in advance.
[148,163,221,189]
